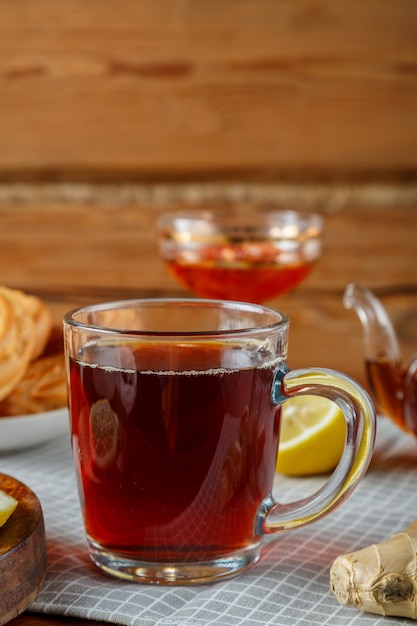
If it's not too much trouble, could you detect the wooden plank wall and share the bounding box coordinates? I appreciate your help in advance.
[0,0,416,179]
[0,1,416,386]
[0,195,415,385]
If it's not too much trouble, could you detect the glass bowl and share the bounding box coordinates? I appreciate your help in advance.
[157,209,324,303]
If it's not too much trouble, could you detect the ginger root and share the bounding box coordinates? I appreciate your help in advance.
[330,518,417,619]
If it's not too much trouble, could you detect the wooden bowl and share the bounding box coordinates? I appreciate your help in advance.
[0,474,47,626]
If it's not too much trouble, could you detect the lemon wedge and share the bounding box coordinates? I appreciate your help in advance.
[276,395,346,476]
[0,489,18,527]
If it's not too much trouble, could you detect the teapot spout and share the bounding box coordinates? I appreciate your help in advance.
[343,284,407,431]
[343,283,401,364]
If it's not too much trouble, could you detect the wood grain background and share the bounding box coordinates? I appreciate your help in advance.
[0,0,416,388]
[0,0,416,180]
[0,197,415,385]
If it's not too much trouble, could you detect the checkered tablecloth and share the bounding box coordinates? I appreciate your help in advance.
[1,415,416,626]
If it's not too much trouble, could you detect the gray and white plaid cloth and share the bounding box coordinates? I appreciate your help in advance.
[1,416,416,626]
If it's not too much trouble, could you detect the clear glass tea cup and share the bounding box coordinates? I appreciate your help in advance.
[64,298,375,585]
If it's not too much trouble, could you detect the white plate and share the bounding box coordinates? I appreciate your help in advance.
[0,407,70,452]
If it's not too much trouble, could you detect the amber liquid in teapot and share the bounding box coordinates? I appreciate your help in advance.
[366,356,417,435]
[344,284,417,438]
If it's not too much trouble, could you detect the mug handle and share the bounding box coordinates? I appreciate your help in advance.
[258,365,376,535]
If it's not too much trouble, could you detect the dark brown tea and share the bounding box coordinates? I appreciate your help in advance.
[69,340,281,563]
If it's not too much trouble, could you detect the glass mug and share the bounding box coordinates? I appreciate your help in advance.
[64,298,376,585]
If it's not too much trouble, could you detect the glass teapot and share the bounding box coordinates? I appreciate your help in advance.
[344,283,417,437]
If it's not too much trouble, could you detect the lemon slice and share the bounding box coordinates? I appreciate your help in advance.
[90,399,119,470]
[276,395,346,476]
[0,489,18,527]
